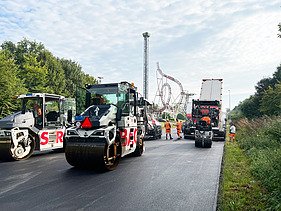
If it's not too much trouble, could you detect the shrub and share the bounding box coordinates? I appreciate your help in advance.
[236,116,281,209]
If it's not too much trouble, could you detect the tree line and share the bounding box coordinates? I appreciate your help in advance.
[0,38,96,118]
[230,24,281,120]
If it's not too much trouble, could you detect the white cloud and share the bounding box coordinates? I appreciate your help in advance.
[0,0,280,111]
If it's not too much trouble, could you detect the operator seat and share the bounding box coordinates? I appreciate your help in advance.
[46,111,59,122]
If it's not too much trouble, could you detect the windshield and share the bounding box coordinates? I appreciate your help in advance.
[87,86,118,105]
[86,84,129,109]
[21,97,43,127]
[22,97,43,114]
[75,83,136,116]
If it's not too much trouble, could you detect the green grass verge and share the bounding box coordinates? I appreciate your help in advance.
[217,142,268,211]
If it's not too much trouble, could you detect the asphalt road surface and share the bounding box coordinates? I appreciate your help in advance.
[0,136,224,211]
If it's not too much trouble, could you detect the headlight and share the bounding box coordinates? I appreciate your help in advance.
[93,131,104,136]
[4,131,11,136]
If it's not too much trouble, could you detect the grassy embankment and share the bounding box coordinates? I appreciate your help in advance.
[218,117,281,210]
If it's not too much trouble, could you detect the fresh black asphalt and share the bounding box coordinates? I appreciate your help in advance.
[0,135,224,211]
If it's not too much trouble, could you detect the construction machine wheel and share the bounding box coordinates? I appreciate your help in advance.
[0,135,35,161]
[195,140,202,148]
[133,137,144,156]
[204,142,212,148]
[200,139,212,148]
[65,139,121,171]
[103,141,122,171]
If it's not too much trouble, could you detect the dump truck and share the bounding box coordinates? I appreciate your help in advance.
[64,82,146,171]
[0,93,75,161]
[183,79,226,146]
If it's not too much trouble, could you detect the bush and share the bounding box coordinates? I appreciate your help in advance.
[236,116,281,209]
[250,148,281,209]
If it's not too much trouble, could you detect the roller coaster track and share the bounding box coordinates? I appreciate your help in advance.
[155,63,185,113]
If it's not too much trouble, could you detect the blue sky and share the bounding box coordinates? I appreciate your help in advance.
[0,0,281,111]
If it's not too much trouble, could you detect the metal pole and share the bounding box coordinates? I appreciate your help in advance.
[228,89,231,111]
[143,32,150,100]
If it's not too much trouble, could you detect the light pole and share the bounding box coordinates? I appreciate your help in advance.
[143,32,150,100]
[228,89,231,121]
[228,89,231,111]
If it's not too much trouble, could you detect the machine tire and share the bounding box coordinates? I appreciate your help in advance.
[133,137,144,156]
[102,141,122,171]
[204,142,212,148]
[195,140,201,148]
[153,130,157,140]
[0,135,35,161]
[65,139,121,171]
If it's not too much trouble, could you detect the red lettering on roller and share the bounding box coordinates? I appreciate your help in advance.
[56,131,64,143]
[40,132,49,145]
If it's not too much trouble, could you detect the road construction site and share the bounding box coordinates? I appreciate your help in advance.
[0,135,224,211]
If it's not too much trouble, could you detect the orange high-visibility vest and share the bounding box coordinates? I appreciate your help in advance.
[164,122,171,133]
[176,121,182,132]
[201,116,211,125]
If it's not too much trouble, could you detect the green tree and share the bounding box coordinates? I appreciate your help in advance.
[255,77,273,96]
[177,113,186,120]
[239,95,262,119]
[1,41,16,56]
[233,24,281,120]
[1,38,45,68]
[60,59,83,97]
[41,51,66,95]
[0,38,98,116]
[277,23,281,38]
[60,59,96,98]
[0,50,26,117]
[82,73,96,85]
[260,83,281,116]
[229,104,243,121]
[21,53,49,92]
[162,112,171,120]
[272,65,281,84]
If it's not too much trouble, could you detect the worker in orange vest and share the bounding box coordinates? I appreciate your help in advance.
[175,119,182,140]
[164,119,173,140]
[201,115,211,125]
